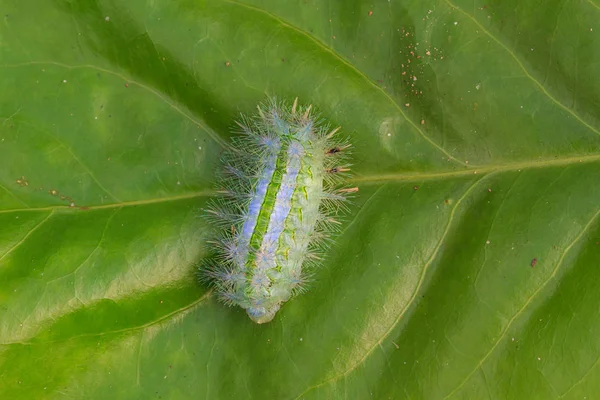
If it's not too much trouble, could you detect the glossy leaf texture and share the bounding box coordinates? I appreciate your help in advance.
[1,0,599,398]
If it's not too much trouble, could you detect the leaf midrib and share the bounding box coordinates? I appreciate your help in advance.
[352,153,600,184]
[0,191,215,215]
[0,152,598,215]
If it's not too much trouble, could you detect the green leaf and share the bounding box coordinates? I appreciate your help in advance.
[1,0,599,398]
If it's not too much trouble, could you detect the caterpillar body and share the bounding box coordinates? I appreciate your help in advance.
[203,98,356,324]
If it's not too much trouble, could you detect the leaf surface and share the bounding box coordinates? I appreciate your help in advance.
[1,0,599,398]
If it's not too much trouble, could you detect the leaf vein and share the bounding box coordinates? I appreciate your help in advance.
[0,289,213,346]
[0,182,30,208]
[0,61,229,149]
[221,0,467,166]
[0,210,54,263]
[442,207,600,399]
[587,0,600,11]
[292,175,486,400]
[444,0,600,137]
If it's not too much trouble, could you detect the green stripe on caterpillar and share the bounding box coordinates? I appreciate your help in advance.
[202,98,357,324]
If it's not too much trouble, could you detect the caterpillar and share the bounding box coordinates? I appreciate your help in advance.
[203,98,357,324]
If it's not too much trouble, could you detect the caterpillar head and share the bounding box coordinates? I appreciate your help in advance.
[246,303,282,324]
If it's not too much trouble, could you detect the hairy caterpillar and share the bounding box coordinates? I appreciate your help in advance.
[203,98,357,324]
